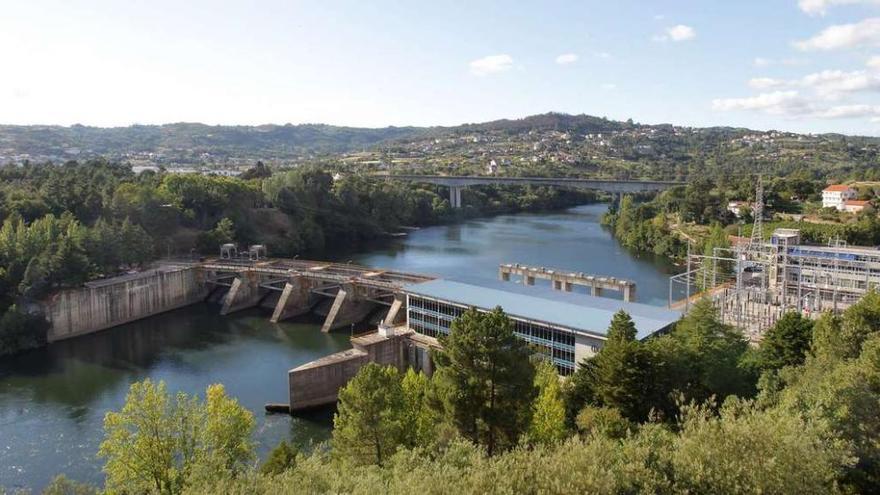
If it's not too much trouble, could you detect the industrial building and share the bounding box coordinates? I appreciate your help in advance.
[403,278,681,374]
[672,226,880,339]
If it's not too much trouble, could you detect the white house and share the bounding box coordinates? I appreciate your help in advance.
[822,185,857,210]
[727,200,750,218]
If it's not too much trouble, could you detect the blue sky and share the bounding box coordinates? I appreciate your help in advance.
[3,0,880,135]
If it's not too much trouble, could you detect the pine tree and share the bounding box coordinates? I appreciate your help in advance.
[591,310,651,421]
[434,307,536,456]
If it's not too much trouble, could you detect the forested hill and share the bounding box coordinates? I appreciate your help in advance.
[0,122,423,164]
[3,113,880,179]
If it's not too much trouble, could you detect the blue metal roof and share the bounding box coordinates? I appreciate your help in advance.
[403,278,681,340]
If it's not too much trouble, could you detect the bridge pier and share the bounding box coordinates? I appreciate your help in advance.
[221,272,263,315]
[623,285,635,303]
[319,285,380,333]
[553,279,573,291]
[383,293,406,326]
[449,186,463,209]
[271,276,315,323]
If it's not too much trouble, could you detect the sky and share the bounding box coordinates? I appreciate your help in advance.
[3,0,880,135]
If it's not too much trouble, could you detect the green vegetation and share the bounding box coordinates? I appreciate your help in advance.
[97,380,254,494]
[34,294,880,494]
[603,173,880,260]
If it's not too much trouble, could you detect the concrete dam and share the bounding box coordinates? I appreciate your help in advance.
[42,258,435,342]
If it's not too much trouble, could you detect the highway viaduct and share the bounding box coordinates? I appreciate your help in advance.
[383,175,683,208]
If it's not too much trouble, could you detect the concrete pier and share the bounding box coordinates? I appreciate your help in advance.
[499,263,636,302]
[270,276,315,323]
[220,272,264,315]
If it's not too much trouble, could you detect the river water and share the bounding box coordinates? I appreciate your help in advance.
[0,203,676,490]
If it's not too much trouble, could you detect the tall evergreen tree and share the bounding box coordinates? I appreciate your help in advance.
[591,310,652,421]
[434,307,536,456]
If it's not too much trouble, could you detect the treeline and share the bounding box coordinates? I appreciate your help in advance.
[0,160,595,356]
[602,173,880,259]
[37,292,880,494]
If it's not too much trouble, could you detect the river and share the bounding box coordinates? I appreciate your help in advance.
[0,203,676,490]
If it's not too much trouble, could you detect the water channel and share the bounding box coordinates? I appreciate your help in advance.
[0,203,677,490]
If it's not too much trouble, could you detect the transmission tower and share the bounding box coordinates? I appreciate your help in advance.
[748,176,764,251]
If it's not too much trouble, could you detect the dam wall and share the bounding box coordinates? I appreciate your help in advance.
[44,266,208,342]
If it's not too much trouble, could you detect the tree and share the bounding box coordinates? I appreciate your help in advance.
[332,363,406,466]
[670,299,754,402]
[528,360,567,444]
[811,312,845,361]
[564,358,598,427]
[401,368,437,448]
[575,405,632,439]
[42,475,98,495]
[260,441,298,476]
[591,310,652,421]
[0,304,48,356]
[838,289,880,359]
[434,307,536,456]
[759,312,813,370]
[98,380,254,495]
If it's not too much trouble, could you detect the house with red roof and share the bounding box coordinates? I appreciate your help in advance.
[822,184,857,211]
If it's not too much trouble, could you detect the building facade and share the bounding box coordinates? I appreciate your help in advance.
[822,185,857,210]
[403,279,680,375]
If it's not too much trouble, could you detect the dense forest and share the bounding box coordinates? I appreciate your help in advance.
[0,159,596,356]
[34,292,880,494]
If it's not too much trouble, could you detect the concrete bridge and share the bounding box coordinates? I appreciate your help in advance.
[384,175,683,208]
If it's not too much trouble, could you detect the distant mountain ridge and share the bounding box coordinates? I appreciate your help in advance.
[1,113,878,168]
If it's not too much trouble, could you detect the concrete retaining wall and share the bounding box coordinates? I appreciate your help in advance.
[287,328,413,411]
[44,266,208,342]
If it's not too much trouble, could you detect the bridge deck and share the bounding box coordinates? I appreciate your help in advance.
[161,258,435,290]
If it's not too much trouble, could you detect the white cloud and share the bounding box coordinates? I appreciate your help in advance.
[711,91,810,115]
[754,57,772,67]
[749,77,787,89]
[653,24,696,43]
[469,54,514,76]
[869,55,880,68]
[795,17,880,50]
[595,52,613,59]
[601,83,617,90]
[800,69,880,98]
[813,104,880,118]
[555,53,578,65]
[667,24,696,41]
[798,0,880,16]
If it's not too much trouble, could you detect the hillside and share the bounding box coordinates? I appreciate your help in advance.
[3,113,880,180]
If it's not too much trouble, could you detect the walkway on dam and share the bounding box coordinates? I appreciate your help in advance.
[161,257,435,290]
